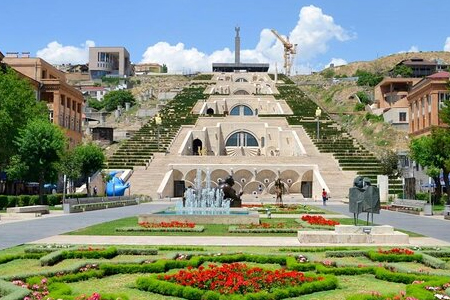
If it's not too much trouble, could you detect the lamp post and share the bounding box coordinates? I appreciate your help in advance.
[315,107,322,140]
[155,114,162,151]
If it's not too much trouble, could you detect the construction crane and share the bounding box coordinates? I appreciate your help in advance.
[271,29,297,76]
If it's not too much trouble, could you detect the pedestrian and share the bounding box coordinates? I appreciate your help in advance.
[322,188,328,206]
[93,186,98,196]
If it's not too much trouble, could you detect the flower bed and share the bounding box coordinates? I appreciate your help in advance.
[159,262,321,294]
[228,222,300,233]
[139,221,196,228]
[301,215,340,226]
[367,248,423,263]
[117,226,204,233]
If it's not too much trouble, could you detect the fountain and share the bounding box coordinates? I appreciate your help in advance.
[175,168,230,215]
[138,168,259,224]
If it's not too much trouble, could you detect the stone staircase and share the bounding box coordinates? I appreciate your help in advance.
[277,85,403,196]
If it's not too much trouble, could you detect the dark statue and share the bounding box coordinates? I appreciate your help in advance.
[349,176,380,225]
[219,175,242,207]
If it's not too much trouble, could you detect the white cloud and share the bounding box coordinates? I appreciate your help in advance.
[141,5,353,74]
[36,40,94,64]
[444,37,450,51]
[398,45,419,54]
[325,58,348,68]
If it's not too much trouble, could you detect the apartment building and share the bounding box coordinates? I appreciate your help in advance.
[88,47,132,80]
[407,71,450,137]
[3,53,84,147]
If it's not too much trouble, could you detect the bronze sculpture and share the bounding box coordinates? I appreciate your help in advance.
[349,176,380,225]
[219,175,242,207]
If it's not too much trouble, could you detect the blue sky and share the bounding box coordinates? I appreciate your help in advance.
[1,0,450,74]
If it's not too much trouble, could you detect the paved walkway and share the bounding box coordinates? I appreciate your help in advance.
[2,199,450,250]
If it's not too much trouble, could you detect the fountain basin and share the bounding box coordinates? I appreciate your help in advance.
[139,208,259,225]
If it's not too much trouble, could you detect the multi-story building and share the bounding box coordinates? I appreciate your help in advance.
[373,77,420,131]
[134,63,162,75]
[3,53,84,147]
[407,71,450,137]
[88,47,132,80]
[392,58,449,78]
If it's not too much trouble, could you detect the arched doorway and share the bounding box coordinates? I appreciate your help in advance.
[225,131,259,147]
[193,138,202,155]
[206,107,214,115]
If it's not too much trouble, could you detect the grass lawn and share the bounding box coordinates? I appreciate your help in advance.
[65,216,423,237]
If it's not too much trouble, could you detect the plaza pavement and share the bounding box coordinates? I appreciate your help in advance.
[2,198,450,250]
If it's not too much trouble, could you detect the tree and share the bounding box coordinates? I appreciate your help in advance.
[161,64,168,73]
[354,69,384,87]
[379,150,400,177]
[102,90,136,112]
[7,119,67,203]
[392,65,413,77]
[86,97,105,111]
[73,143,105,196]
[0,65,48,169]
[409,128,450,204]
[321,68,335,79]
[58,148,82,194]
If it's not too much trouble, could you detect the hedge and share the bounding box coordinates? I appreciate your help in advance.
[0,279,30,300]
[367,251,422,263]
[228,226,298,233]
[0,193,87,209]
[116,226,205,232]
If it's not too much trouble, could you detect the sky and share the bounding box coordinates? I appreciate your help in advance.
[1,0,450,74]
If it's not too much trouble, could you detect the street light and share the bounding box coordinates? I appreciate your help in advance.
[315,107,322,140]
[155,114,162,151]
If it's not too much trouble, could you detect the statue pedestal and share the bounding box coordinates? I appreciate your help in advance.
[297,225,409,244]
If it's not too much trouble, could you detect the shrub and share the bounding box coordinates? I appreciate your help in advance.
[325,250,367,258]
[40,250,65,266]
[421,253,446,269]
[0,279,30,300]
[0,195,8,209]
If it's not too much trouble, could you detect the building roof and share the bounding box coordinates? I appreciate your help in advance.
[426,71,450,79]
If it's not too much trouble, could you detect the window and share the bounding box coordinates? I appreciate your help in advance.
[230,105,253,116]
[399,112,406,122]
[49,110,54,123]
[225,131,259,147]
[439,92,450,110]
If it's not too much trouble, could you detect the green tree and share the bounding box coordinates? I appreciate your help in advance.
[356,91,371,105]
[354,70,384,87]
[409,128,450,204]
[321,68,335,79]
[58,148,82,194]
[73,143,105,196]
[7,119,67,203]
[161,64,168,73]
[0,65,48,169]
[86,97,105,111]
[379,150,400,177]
[102,90,136,112]
[392,65,413,77]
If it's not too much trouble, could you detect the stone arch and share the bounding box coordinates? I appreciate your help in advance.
[279,170,300,187]
[233,169,253,186]
[255,169,277,185]
[233,89,250,95]
[229,104,253,116]
[301,170,314,181]
[193,138,202,155]
[184,169,205,184]
[210,169,230,184]
[243,181,261,195]
[235,78,248,82]
[225,130,259,147]
[290,182,302,194]
[172,169,183,181]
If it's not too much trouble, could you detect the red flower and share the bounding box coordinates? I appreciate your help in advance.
[377,248,414,255]
[138,221,196,228]
[301,215,339,226]
[161,262,321,295]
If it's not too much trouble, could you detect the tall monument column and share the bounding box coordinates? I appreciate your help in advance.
[235,26,240,65]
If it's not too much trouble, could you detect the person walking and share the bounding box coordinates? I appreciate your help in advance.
[322,188,328,206]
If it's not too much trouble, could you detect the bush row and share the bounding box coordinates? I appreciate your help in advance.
[0,279,30,300]
[367,251,423,262]
[157,246,205,251]
[40,247,118,266]
[116,248,158,255]
[279,246,362,252]
[0,193,87,209]
[325,250,367,258]
[116,226,205,232]
[136,273,338,300]
[228,226,299,233]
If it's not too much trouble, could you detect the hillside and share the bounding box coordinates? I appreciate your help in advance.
[331,51,450,76]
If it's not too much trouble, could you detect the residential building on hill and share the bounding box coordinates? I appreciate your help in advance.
[392,58,449,78]
[407,71,450,137]
[3,53,84,147]
[134,63,163,75]
[88,47,132,80]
